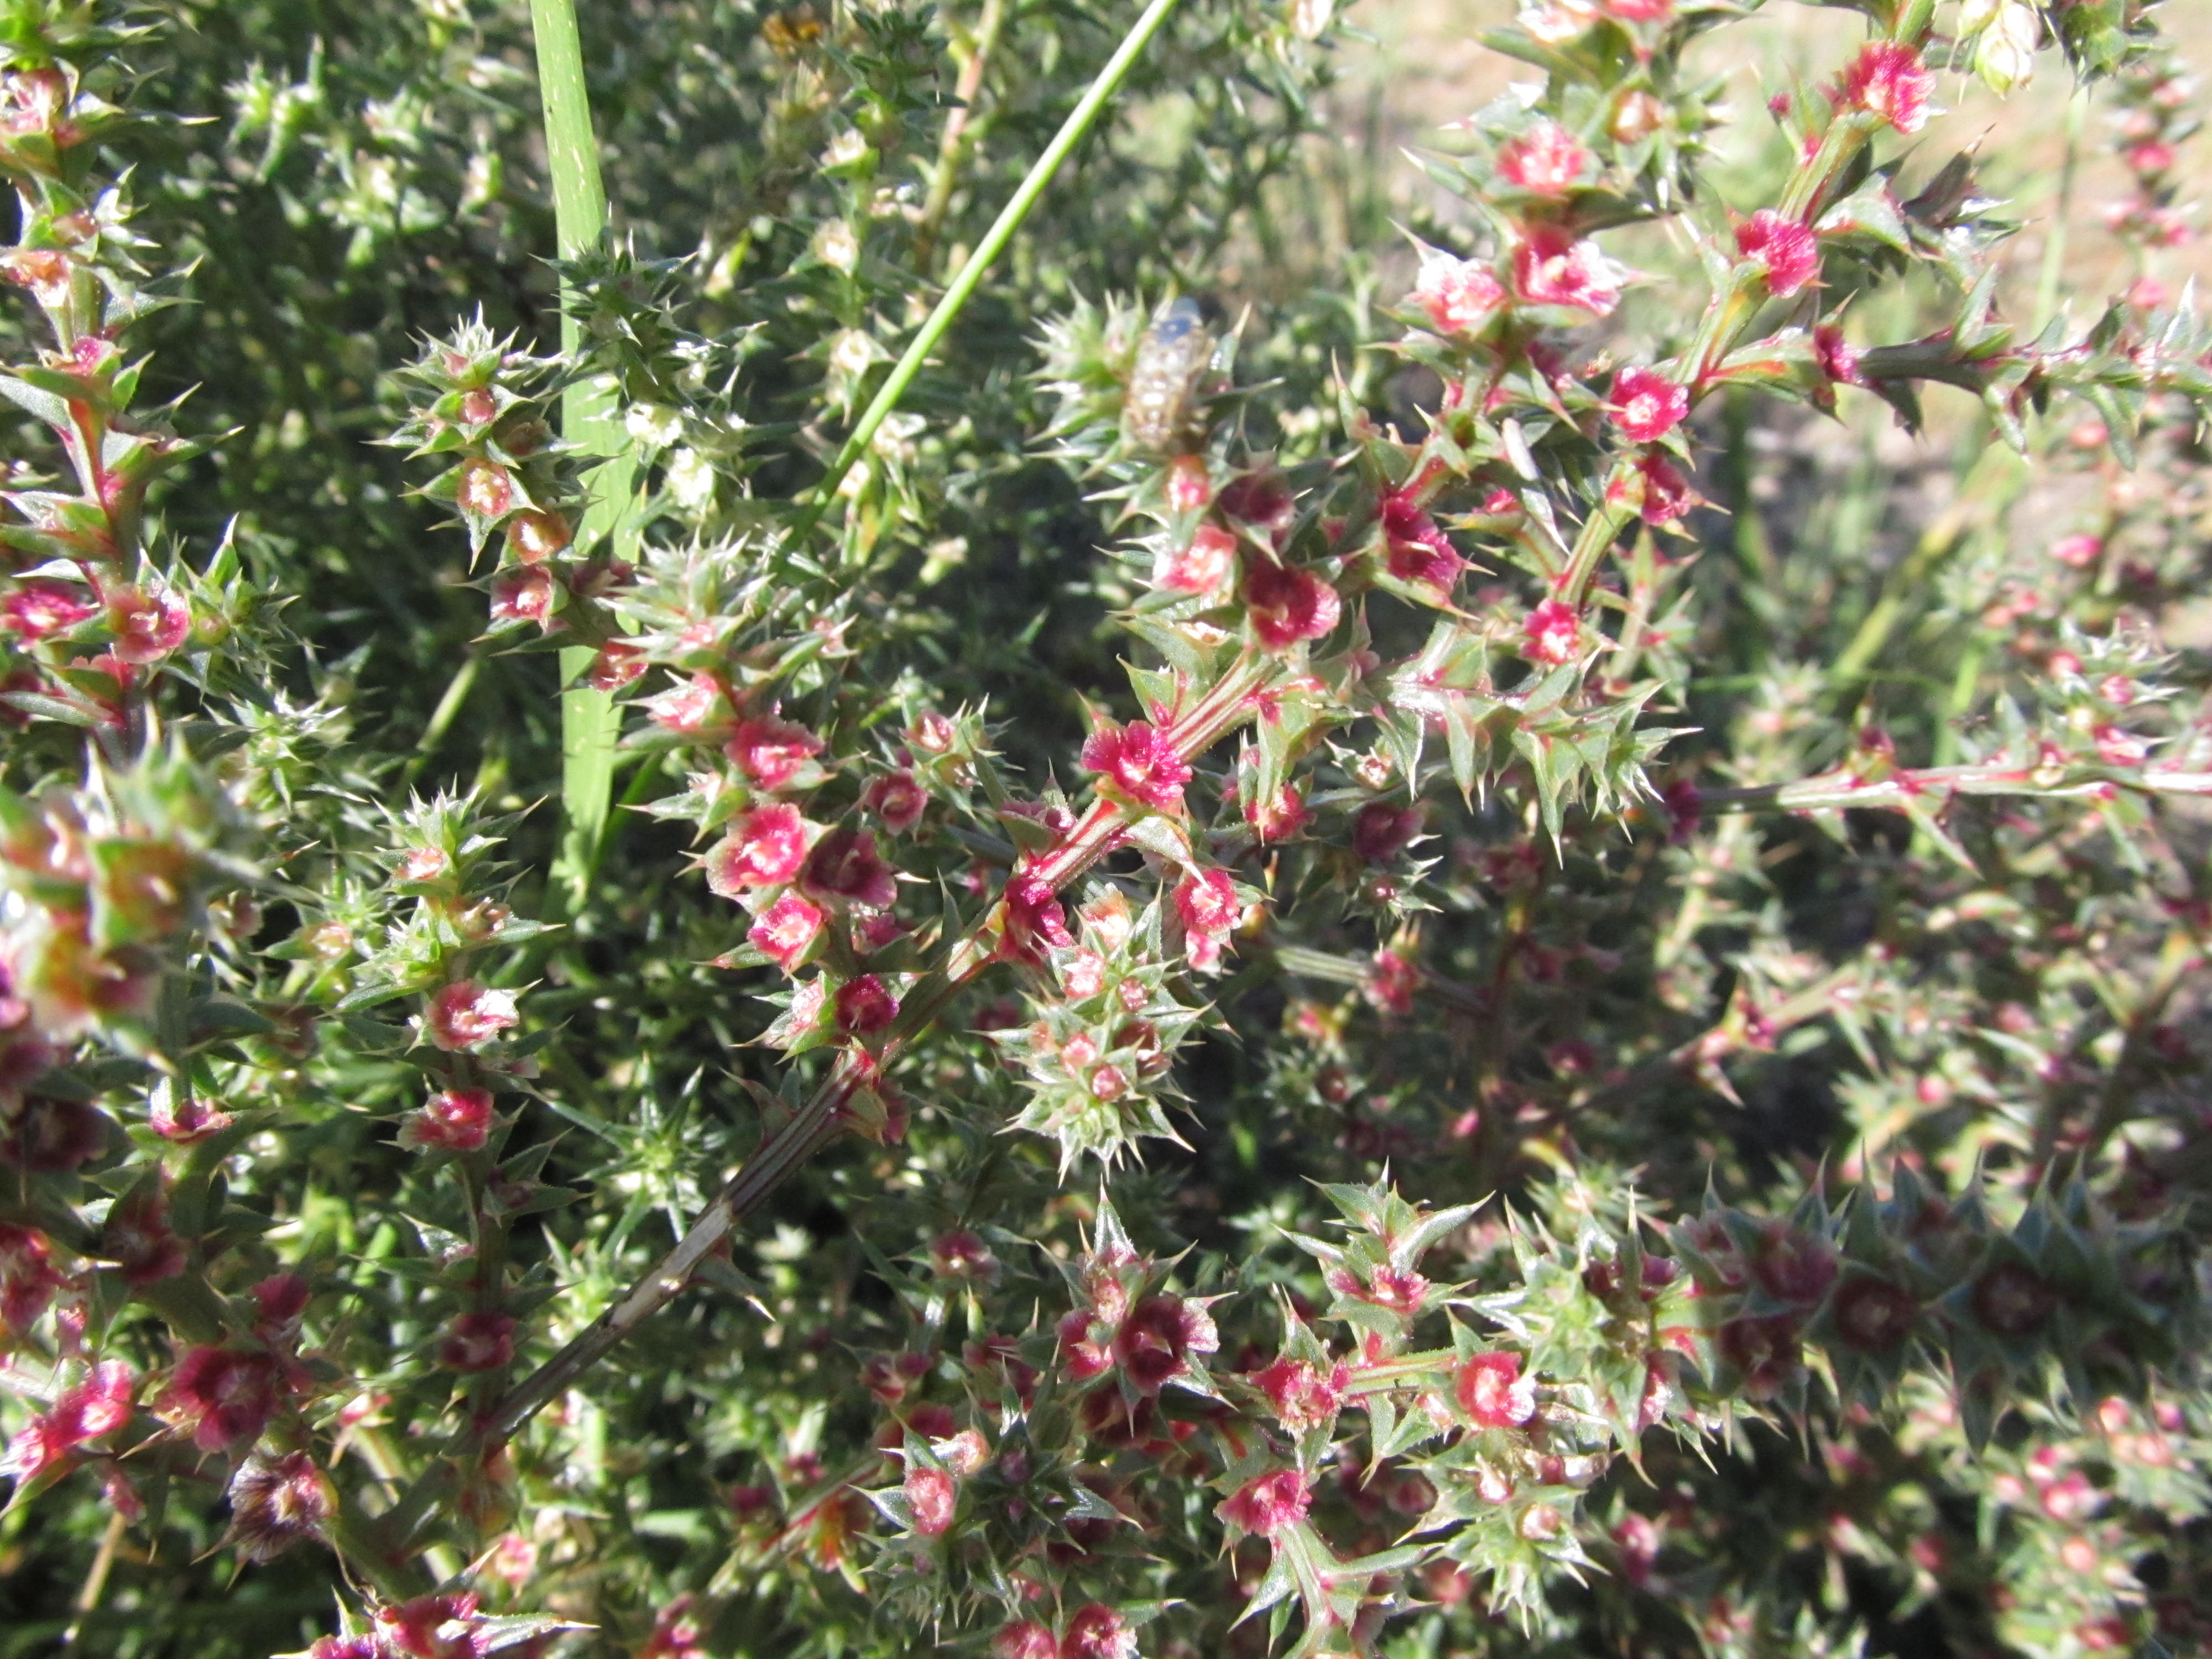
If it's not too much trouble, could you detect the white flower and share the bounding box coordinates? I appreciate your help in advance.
[624,403,684,449]
[812,219,859,273]
[831,328,878,378]
[665,447,715,510]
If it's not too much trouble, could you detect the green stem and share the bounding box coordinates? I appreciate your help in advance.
[789,0,1187,545]
[529,0,637,914]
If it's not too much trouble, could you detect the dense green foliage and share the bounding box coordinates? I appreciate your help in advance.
[0,2,2207,1657]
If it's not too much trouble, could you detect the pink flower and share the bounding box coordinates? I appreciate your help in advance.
[0,1223,65,1335]
[1512,225,1627,315]
[1156,522,1238,596]
[456,458,514,518]
[725,715,823,790]
[1522,597,1583,666]
[707,803,813,895]
[1252,1357,1348,1432]
[1497,119,1590,195]
[1173,867,1240,971]
[1164,455,1212,512]
[439,1310,517,1373]
[801,826,898,909]
[166,1344,283,1451]
[424,979,519,1052]
[2,579,97,640]
[1609,367,1687,441]
[834,973,899,1034]
[647,674,725,736]
[2051,533,2103,569]
[1734,210,1819,298]
[904,1464,956,1535]
[1240,557,1340,650]
[1379,492,1465,594]
[504,509,569,564]
[1244,781,1307,842]
[106,585,191,663]
[1112,1293,1218,1395]
[1608,451,1695,524]
[1366,947,1419,1016]
[1219,1467,1313,1537]
[1455,1350,1537,1427]
[2127,140,2176,177]
[488,565,555,625]
[400,1086,495,1152]
[587,639,646,691]
[2094,724,2148,766]
[993,1623,1058,1659]
[748,892,826,972]
[1352,801,1421,864]
[8,1359,136,1482]
[1082,720,1193,811]
[1839,41,1934,133]
[225,1449,336,1562]
[1412,247,1506,336]
[1605,0,1672,17]
[1813,322,1860,386]
[863,770,927,834]
[1060,1605,1138,1659]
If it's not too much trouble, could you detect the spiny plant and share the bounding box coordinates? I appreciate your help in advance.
[0,0,2208,1656]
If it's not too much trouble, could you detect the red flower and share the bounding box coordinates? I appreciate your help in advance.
[801,826,898,909]
[1734,210,1819,298]
[0,1224,65,1334]
[1173,867,1240,972]
[724,715,823,790]
[103,1185,185,1285]
[1253,1357,1348,1432]
[166,1344,283,1451]
[1749,1224,1837,1307]
[834,974,899,1035]
[1455,1350,1537,1427]
[1497,119,1590,195]
[106,584,191,664]
[1970,1261,2054,1338]
[1829,1276,1918,1353]
[1521,597,1583,666]
[993,1623,1057,1659]
[1082,720,1193,812]
[1244,781,1307,842]
[1060,1605,1138,1659]
[904,1464,956,1536]
[1379,492,1465,594]
[456,458,513,519]
[1218,1468,1312,1537]
[1157,523,1237,596]
[1609,367,1687,441]
[1813,323,1860,387]
[1715,1312,1801,1401]
[1352,801,1421,865]
[1512,225,1627,315]
[400,1086,495,1152]
[1607,451,1695,524]
[225,1449,336,1562]
[1839,41,1933,134]
[2,579,97,640]
[1112,1293,1219,1395]
[748,892,826,972]
[439,1311,517,1373]
[1412,247,1505,336]
[863,769,926,834]
[424,979,519,1052]
[1240,557,1340,650]
[488,565,555,625]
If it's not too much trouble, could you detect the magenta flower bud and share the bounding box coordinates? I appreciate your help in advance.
[903,1464,956,1536]
[1455,1350,1537,1428]
[1239,556,1339,650]
[1609,367,1688,441]
[748,891,827,972]
[725,714,823,790]
[708,803,814,895]
[400,1085,495,1151]
[1733,210,1819,299]
[1155,522,1237,596]
[1512,225,1627,315]
[423,979,519,1052]
[1411,247,1505,336]
[1218,1467,1312,1537]
[801,827,898,909]
[1839,40,1933,134]
[1496,118,1590,195]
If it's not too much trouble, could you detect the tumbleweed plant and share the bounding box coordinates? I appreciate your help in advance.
[0,0,2208,1655]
